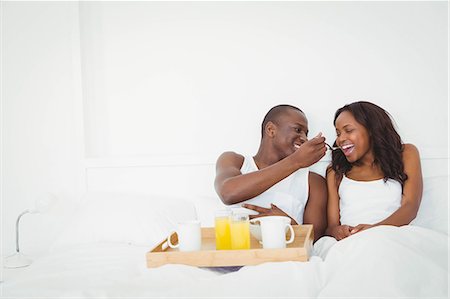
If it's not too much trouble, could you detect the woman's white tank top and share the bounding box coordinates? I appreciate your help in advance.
[233,156,309,224]
[339,176,402,227]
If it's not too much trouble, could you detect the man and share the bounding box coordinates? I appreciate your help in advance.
[214,104,328,241]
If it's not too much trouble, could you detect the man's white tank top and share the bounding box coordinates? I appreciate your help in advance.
[339,176,402,227]
[233,156,309,224]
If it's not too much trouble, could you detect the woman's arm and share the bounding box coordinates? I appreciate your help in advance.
[325,167,353,240]
[351,144,423,234]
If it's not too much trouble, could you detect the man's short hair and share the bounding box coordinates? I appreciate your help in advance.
[261,104,304,137]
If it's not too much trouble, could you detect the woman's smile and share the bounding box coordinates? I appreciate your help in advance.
[341,144,355,156]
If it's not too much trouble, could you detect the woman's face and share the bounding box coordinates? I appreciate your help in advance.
[334,111,372,163]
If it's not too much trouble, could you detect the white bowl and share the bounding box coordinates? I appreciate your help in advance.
[249,216,291,241]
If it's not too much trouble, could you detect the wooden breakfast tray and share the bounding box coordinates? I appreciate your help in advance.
[146,224,313,268]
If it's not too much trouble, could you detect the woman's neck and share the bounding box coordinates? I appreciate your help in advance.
[349,150,384,179]
[349,162,384,180]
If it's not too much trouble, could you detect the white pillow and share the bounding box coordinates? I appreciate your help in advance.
[50,191,198,251]
[411,175,449,235]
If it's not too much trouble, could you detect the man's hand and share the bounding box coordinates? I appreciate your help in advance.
[242,203,297,224]
[292,133,327,168]
[328,225,354,240]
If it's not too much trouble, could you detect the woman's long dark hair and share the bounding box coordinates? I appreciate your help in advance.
[331,101,407,186]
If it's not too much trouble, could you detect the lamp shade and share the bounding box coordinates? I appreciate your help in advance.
[29,192,57,214]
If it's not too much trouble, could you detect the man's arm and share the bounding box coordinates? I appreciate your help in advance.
[214,151,298,205]
[214,137,326,205]
[303,172,327,242]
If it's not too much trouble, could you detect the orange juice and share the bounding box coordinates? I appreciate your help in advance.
[230,218,250,250]
[215,216,231,250]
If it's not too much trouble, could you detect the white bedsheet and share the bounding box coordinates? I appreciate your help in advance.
[317,225,448,298]
[2,226,448,298]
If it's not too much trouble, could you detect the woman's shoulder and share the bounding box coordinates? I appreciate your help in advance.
[325,164,343,186]
[325,164,347,192]
[325,164,336,177]
[402,143,420,158]
[401,144,421,168]
[403,143,418,151]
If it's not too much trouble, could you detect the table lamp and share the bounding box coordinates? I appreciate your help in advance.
[3,193,57,268]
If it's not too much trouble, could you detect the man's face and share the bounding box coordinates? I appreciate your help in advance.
[272,109,309,158]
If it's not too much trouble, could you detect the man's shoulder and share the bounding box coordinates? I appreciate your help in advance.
[218,151,244,160]
[216,151,245,166]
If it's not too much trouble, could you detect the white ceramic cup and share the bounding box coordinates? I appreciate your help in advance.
[259,216,295,249]
[167,220,201,252]
[249,216,291,242]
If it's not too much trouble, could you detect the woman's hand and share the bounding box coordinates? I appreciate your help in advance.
[242,203,297,225]
[328,225,354,240]
[350,224,374,234]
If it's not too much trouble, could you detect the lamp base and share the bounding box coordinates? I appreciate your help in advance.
[3,252,32,268]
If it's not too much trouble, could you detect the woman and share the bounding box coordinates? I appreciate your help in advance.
[325,101,423,241]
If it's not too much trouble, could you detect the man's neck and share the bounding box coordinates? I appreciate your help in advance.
[254,147,283,170]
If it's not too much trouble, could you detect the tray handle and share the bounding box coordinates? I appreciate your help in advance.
[151,231,178,253]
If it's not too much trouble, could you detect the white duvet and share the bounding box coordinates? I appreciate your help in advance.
[2,225,448,298]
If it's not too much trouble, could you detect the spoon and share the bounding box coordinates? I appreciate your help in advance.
[325,142,340,151]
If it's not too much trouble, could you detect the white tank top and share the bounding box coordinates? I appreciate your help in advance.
[339,176,402,227]
[233,156,310,224]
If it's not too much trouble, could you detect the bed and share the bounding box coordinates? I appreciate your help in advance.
[1,174,448,298]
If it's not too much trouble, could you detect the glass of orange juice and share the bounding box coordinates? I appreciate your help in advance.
[214,210,231,250]
[230,212,250,250]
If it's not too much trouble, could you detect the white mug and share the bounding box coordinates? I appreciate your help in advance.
[167,220,201,252]
[259,216,295,249]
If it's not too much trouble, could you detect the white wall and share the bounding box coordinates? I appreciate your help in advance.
[1,2,84,256]
[80,2,448,160]
[1,1,448,257]
[81,1,448,203]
